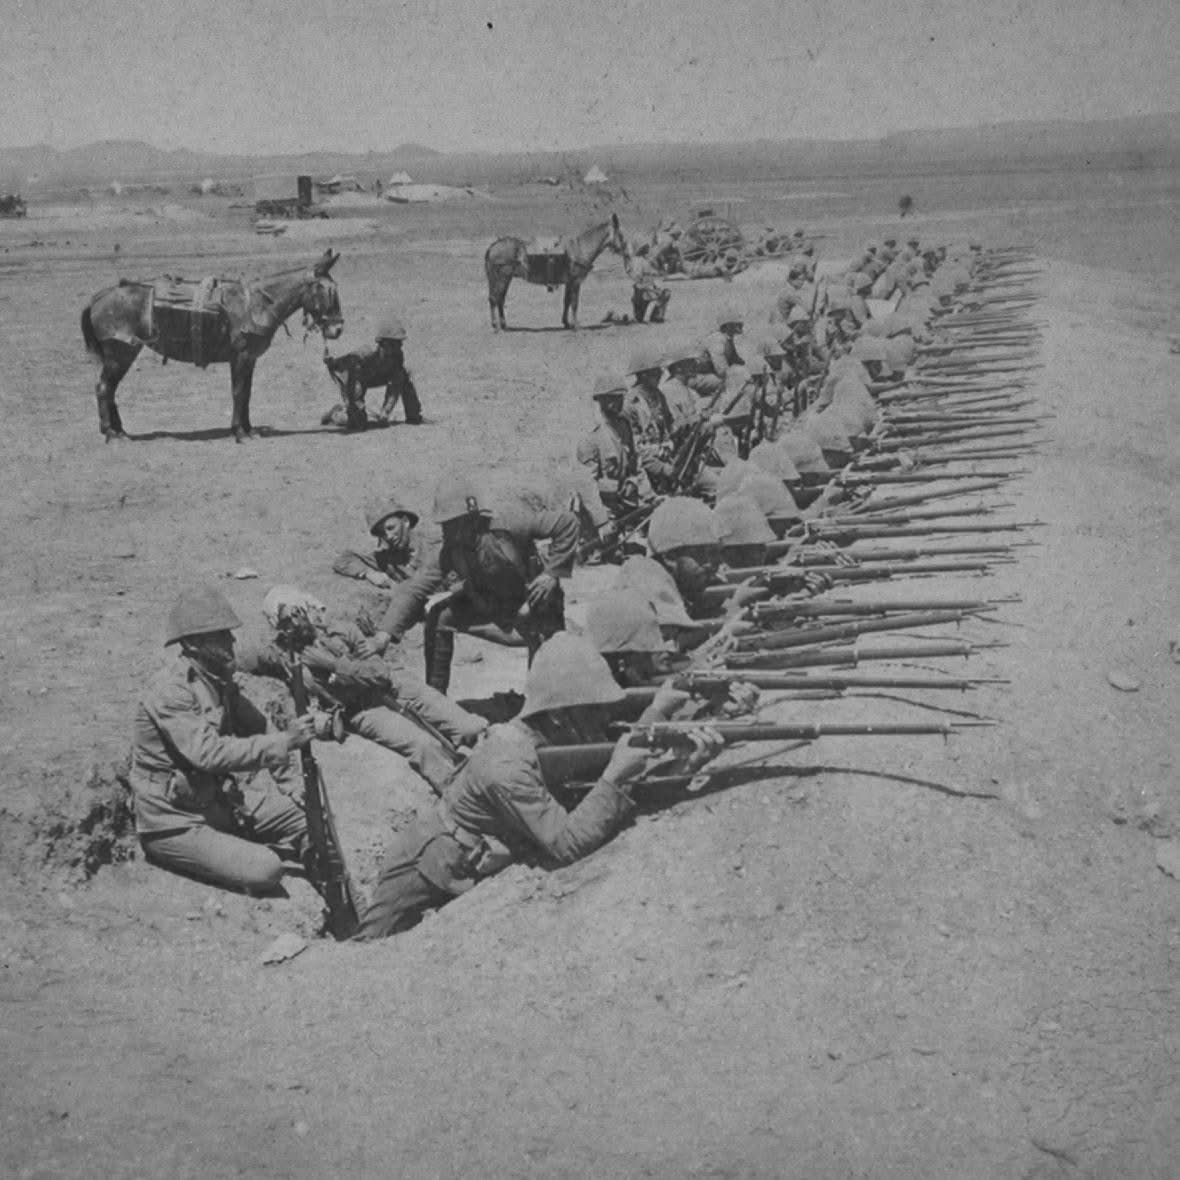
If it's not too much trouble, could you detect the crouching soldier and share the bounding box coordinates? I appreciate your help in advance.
[361,476,579,693]
[130,586,316,894]
[627,242,671,323]
[322,316,424,430]
[353,633,723,939]
[238,586,487,793]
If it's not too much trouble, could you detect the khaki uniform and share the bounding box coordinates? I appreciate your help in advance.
[130,658,305,892]
[237,618,485,792]
[355,720,636,938]
[576,415,649,514]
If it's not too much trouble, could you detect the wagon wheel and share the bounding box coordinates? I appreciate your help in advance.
[680,215,745,269]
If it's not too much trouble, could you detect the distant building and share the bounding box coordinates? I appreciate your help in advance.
[386,171,414,186]
[583,165,609,184]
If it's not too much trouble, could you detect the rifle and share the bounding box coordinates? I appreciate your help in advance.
[750,595,1015,621]
[724,637,985,670]
[537,717,985,785]
[699,558,1004,607]
[836,470,1023,486]
[731,608,978,651]
[803,520,1043,541]
[289,663,361,940]
[575,497,663,564]
[620,669,1007,708]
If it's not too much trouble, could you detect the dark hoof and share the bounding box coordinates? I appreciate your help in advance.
[233,430,254,444]
[104,430,130,443]
[405,418,424,426]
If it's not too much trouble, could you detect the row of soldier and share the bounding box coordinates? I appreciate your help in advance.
[131,232,998,940]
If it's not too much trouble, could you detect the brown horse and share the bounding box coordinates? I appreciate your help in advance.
[81,249,344,441]
[484,213,627,331]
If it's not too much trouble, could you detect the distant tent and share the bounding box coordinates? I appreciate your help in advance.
[386,171,413,186]
[109,180,124,195]
[583,165,609,184]
[198,178,217,195]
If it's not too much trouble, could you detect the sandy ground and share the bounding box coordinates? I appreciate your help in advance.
[1,176,1179,1178]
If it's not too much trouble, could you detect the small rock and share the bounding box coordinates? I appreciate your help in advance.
[1156,841,1180,880]
[292,1120,309,1138]
[1170,635,1180,664]
[1106,669,1141,692]
[261,933,308,965]
[229,567,260,580]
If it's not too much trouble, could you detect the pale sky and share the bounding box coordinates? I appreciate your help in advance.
[4,0,1178,154]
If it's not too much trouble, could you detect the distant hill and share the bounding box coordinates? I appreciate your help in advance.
[1,115,1175,191]
[0,139,441,188]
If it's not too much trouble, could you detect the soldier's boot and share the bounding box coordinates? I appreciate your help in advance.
[425,627,455,694]
[649,291,670,323]
[631,292,649,323]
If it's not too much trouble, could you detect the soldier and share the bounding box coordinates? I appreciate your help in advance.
[704,308,746,381]
[713,493,777,570]
[321,316,424,430]
[361,476,578,692]
[237,586,487,793]
[576,374,653,518]
[353,632,722,939]
[130,586,315,894]
[333,496,428,591]
[627,242,671,323]
[625,348,680,492]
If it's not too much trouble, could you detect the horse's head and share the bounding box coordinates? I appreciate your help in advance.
[303,250,343,340]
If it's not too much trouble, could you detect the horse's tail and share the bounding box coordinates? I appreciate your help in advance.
[80,304,103,359]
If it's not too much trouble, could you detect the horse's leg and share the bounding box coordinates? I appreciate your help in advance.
[230,355,256,441]
[564,279,581,330]
[492,274,510,331]
[95,342,138,441]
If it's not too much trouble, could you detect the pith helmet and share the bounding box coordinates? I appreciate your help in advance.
[718,307,744,329]
[432,475,493,524]
[660,340,702,368]
[615,555,696,628]
[586,590,670,654]
[777,429,831,475]
[850,335,889,363]
[753,335,786,359]
[713,494,776,546]
[801,412,852,452]
[647,496,720,555]
[165,585,242,646]
[714,458,754,499]
[738,471,800,520]
[262,585,327,629]
[366,495,420,535]
[519,633,625,718]
[627,347,663,376]
[375,317,407,342]
[591,373,628,399]
[748,440,800,482]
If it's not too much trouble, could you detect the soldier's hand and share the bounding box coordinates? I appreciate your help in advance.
[601,733,657,789]
[650,682,692,719]
[356,630,390,659]
[286,715,316,749]
[525,572,559,609]
[679,724,726,774]
[803,570,834,596]
[725,681,760,715]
